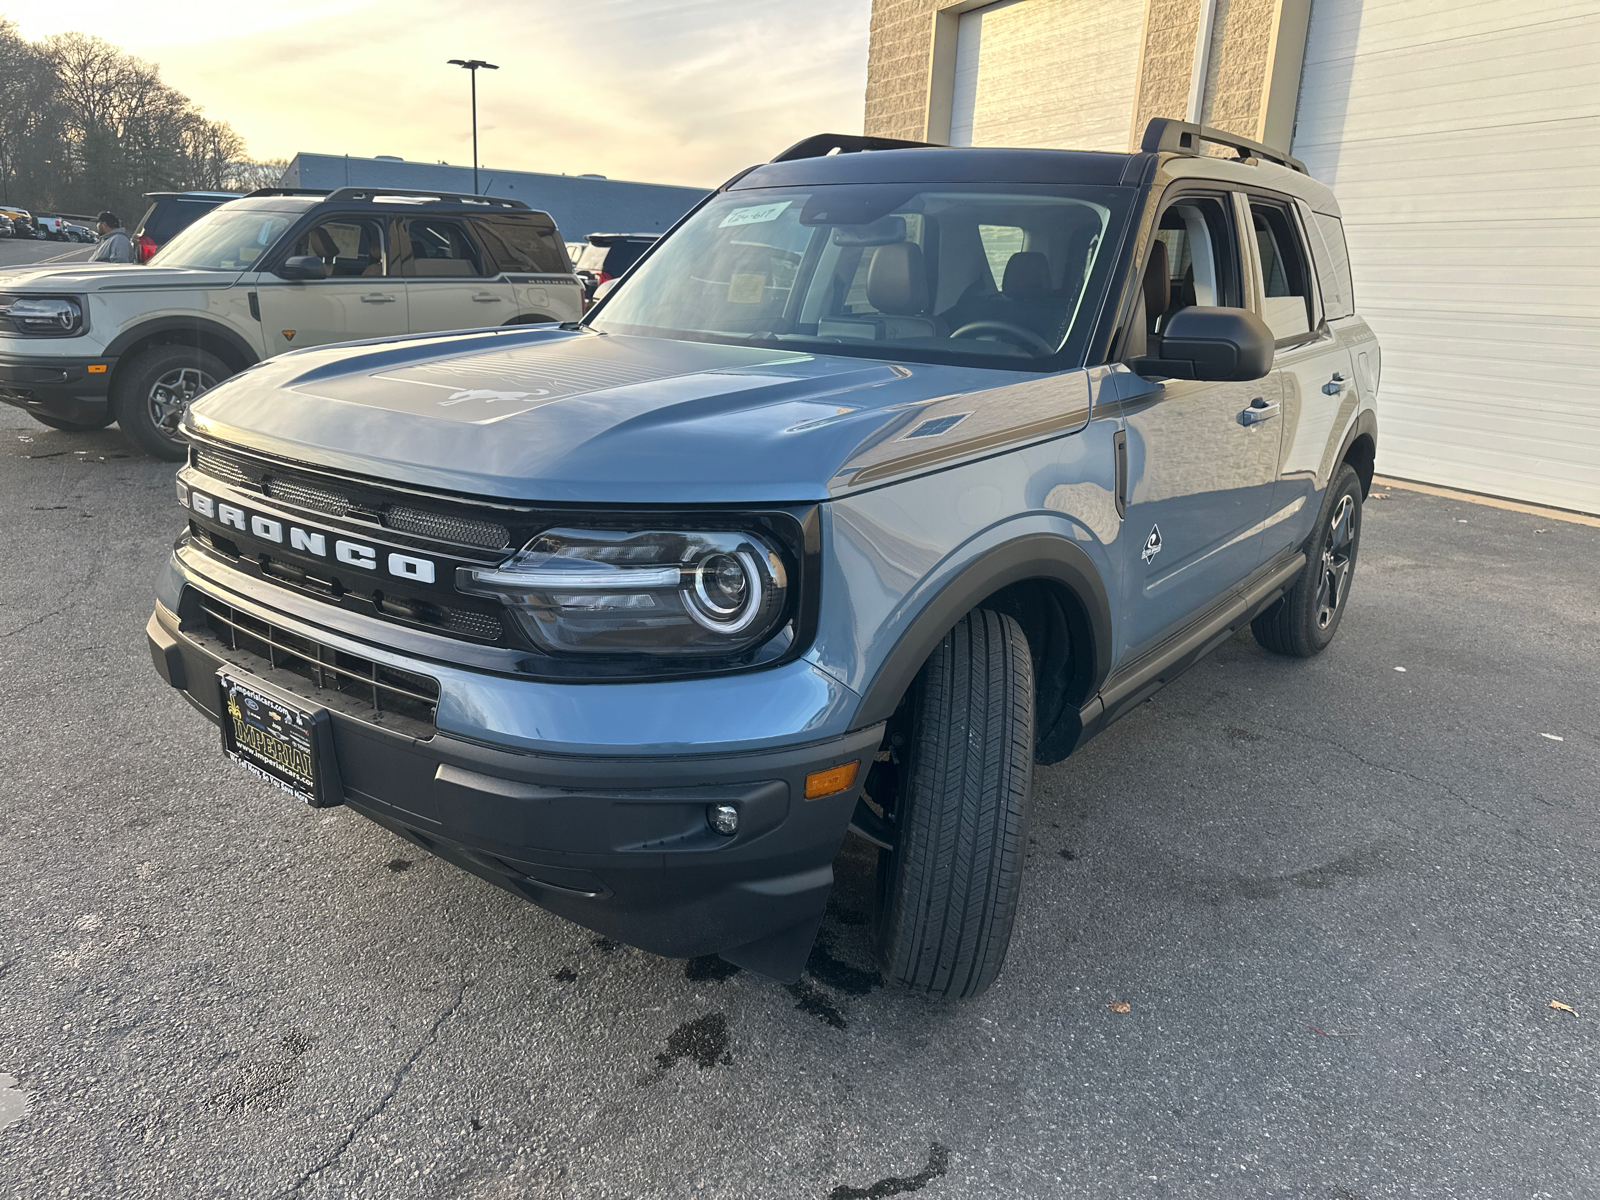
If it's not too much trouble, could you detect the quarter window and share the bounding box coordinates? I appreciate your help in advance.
[1306,209,1355,321]
[1249,202,1314,340]
[472,215,568,274]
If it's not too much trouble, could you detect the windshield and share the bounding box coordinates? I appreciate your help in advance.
[589,183,1131,368]
[148,205,297,270]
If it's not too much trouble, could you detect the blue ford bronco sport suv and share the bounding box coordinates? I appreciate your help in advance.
[147,121,1379,998]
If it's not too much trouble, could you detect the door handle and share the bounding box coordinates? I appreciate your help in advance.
[1240,398,1280,425]
[1322,372,1346,396]
[471,292,502,303]
[360,293,397,303]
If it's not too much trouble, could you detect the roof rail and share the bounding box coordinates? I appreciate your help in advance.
[1140,118,1307,174]
[770,132,938,163]
[324,187,530,209]
[241,186,531,209]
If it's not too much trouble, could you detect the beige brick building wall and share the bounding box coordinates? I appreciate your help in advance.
[864,0,948,142]
[866,0,1308,153]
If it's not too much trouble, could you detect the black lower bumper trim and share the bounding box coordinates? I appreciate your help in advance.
[0,353,113,422]
[149,600,884,981]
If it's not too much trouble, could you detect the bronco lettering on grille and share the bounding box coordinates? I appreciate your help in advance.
[185,489,437,584]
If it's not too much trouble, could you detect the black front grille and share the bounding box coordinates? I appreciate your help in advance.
[193,449,252,489]
[193,446,518,552]
[263,476,352,518]
[443,608,505,640]
[384,504,510,549]
[197,596,439,730]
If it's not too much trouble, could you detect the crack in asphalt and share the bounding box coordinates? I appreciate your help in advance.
[1256,720,1506,826]
[275,977,471,1198]
[0,607,65,639]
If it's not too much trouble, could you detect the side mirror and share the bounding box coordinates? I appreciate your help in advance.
[1133,306,1274,381]
[277,255,329,281]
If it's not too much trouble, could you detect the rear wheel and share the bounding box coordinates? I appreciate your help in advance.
[112,345,230,461]
[1251,462,1364,657]
[871,609,1034,999]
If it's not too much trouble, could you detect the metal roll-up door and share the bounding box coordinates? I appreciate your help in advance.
[949,0,1147,153]
[1293,0,1600,513]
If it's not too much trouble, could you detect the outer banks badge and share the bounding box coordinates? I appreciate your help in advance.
[1141,524,1163,564]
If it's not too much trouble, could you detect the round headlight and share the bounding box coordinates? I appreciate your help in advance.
[687,551,760,631]
[457,527,792,658]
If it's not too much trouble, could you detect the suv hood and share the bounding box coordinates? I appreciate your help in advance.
[0,264,242,291]
[186,326,1094,504]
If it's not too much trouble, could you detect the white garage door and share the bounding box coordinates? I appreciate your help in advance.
[950,0,1146,153]
[1293,0,1600,513]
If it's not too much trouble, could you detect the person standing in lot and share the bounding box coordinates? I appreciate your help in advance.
[89,212,133,263]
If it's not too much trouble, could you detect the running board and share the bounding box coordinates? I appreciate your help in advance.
[1074,550,1307,750]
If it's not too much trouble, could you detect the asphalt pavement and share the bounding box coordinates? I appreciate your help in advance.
[0,400,1596,1200]
[0,237,96,270]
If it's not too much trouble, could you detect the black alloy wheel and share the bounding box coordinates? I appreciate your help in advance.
[1251,461,1365,657]
[111,345,231,461]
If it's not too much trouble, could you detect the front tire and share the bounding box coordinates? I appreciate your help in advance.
[112,346,230,461]
[872,609,1034,999]
[1251,462,1364,657]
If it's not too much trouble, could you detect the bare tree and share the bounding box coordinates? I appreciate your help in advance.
[224,157,290,193]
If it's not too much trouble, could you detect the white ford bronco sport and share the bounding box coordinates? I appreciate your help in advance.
[0,188,581,459]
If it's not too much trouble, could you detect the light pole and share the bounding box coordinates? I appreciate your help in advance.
[447,58,498,195]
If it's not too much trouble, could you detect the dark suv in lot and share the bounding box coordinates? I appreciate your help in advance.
[573,232,657,300]
[148,121,1379,998]
[132,190,242,263]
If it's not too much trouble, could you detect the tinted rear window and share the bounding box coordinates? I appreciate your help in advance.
[140,197,232,243]
[472,215,569,273]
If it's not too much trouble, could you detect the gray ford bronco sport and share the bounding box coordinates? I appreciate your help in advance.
[147,121,1379,998]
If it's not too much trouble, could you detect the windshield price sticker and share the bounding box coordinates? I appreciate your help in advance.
[718,201,790,228]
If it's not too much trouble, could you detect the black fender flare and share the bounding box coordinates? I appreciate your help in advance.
[1334,404,1379,493]
[103,317,261,372]
[852,532,1114,728]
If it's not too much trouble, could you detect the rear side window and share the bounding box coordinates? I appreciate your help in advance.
[1305,209,1355,320]
[398,218,485,277]
[1249,201,1315,341]
[472,215,569,274]
[140,197,229,243]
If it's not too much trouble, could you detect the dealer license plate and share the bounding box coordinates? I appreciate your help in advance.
[219,672,324,805]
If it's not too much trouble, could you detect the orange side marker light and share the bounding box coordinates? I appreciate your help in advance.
[804,761,859,800]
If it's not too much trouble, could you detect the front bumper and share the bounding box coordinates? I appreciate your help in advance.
[0,351,115,424]
[147,594,883,982]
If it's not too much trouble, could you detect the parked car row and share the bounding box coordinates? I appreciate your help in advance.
[0,186,581,457]
[0,206,36,238]
[0,207,99,242]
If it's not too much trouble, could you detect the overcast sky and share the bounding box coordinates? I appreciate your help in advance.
[12,0,873,188]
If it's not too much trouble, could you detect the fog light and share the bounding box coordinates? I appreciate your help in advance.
[707,803,739,836]
[804,761,858,800]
